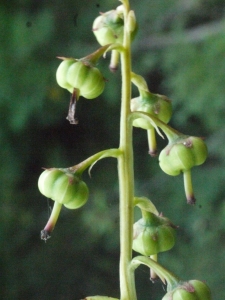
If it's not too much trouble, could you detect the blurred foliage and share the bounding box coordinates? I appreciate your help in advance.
[1,0,225,299]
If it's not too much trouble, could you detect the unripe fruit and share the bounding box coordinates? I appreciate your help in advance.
[159,137,208,176]
[162,280,212,300]
[132,213,176,256]
[131,93,172,130]
[56,59,105,99]
[93,8,137,46]
[93,10,124,46]
[38,169,89,209]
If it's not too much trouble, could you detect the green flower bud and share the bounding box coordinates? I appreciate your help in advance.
[162,280,212,300]
[38,168,89,209]
[132,212,176,256]
[93,7,137,46]
[56,59,105,99]
[159,137,207,176]
[93,9,124,46]
[131,92,172,130]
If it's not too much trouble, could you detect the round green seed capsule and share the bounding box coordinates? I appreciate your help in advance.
[56,59,74,91]
[159,137,208,176]
[56,59,105,99]
[93,10,124,46]
[38,169,89,209]
[132,213,176,256]
[131,93,172,130]
[162,280,212,300]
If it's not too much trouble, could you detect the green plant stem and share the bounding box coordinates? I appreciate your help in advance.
[130,111,188,142]
[130,256,180,291]
[69,149,121,175]
[133,197,159,215]
[118,2,137,300]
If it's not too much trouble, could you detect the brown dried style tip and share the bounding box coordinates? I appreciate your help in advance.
[66,89,79,125]
[40,229,51,242]
[148,149,158,157]
[187,195,196,205]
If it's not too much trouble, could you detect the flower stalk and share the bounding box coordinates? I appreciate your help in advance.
[118,2,137,299]
[130,255,180,291]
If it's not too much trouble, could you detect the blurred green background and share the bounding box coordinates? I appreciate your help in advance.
[1,0,225,299]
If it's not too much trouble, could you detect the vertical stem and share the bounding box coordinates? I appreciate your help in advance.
[118,2,137,299]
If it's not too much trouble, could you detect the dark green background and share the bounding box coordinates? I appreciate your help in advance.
[1,0,225,299]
